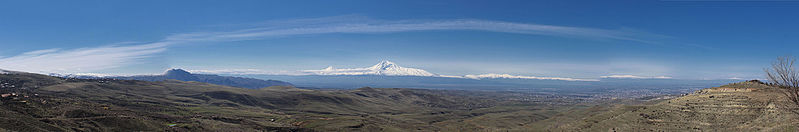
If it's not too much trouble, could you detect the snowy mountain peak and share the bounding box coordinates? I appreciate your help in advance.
[304,61,436,76]
[323,66,335,71]
[370,60,399,70]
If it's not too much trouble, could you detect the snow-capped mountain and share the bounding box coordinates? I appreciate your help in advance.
[299,61,599,81]
[303,61,437,76]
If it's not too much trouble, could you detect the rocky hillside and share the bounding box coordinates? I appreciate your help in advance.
[0,71,565,131]
[549,80,799,131]
[8,70,789,131]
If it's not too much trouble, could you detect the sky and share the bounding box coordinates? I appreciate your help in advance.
[1,0,798,80]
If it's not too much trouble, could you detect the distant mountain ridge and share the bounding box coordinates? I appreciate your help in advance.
[121,69,293,89]
[53,69,293,89]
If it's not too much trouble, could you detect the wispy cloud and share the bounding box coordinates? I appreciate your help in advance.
[0,42,168,73]
[601,75,673,79]
[167,16,663,43]
[727,77,744,80]
[1,16,662,74]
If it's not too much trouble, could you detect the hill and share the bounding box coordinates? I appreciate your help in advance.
[0,71,582,131]
[3,70,792,131]
[546,80,799,131]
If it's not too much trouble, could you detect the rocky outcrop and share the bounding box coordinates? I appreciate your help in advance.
[555,81,799,131]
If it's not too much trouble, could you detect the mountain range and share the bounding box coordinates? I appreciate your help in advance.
[296,61,596,81]
[52,69,293,89]
[39,61,740,97]
[38,61,740,97]
[169,61,734,96]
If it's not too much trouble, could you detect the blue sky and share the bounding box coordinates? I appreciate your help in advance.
[1,0,797,80]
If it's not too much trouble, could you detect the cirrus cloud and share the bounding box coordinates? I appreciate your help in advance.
[0,42,168,74]
[167,16,664,43]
